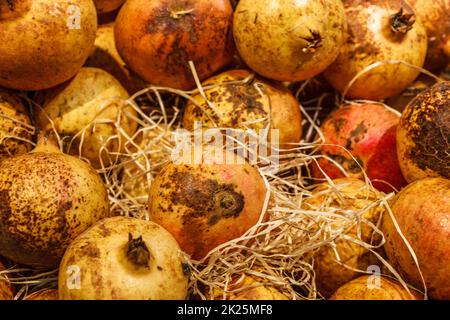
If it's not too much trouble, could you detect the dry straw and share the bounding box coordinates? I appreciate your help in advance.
[2,62,429,300]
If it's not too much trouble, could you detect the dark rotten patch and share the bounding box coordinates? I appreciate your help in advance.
[165,170,245,226]
[403,82,450,177]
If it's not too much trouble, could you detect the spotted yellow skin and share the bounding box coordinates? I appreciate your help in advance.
[36,67,137,169]
[0,0,97,90]
[324,0,428,100]
[0,261,13,300]
[330,276,420,300]
[233,0,347,82]
[0,139,110,267]
[59,216,189,300]
[183,70,302,150]
[305,178,385,298]
[24,289,59,300]
[0,90,33,161]
[397,81,450,182]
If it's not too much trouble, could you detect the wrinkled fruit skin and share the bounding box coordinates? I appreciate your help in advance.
[114,0,234,90]
[330,276,421,300]
[324,0,428,100]
[0,90,33,161]
[0,151,110,267]
[183,70,302,150]
[397,81,450,182]
[233,0,347,82]
[312,104,407,193]
[406,0,450,70]
[0,0,97,90]
[383,178,450,300]
[306,178,385,297]
[24,289,58,300]
[85,23,146,95]
[93,0,125,14]
[59,216,188,300]
[149,151,267,260]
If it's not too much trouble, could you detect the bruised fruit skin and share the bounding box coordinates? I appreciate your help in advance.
[183,70,302,150]
[24,289,58,300]
[383,178,450,300]
[0,135,110,267]
[233,0,347,82]
[36,68,137,169]
[0,90,33,161]
[0,261,12,300]
[59,216,188,300]
[85,23,146,95]
[149,149,267,260]
[330,276,420,300]
[406,0,450,70]
[305,179,385,298]
[324,0,428,100]
[0,0,97,90]
[94,0,125,14]
[312,104,407,193]
[114,0,234,90]
[397,82,450,182]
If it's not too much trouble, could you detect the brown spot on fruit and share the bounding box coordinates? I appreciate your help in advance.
[115,0,234,89]
[168,171,244,221]
[313,103,405,193]
[58,216,189,300]
[0,136,110,267]
[183,70,302,150]
[0,0,97,90]
[98,223,111,237]
[0,90,33,161]
[347,156,364,173]
[81,242,100,259]
[148,151,267,260]
[324,0,428,100]
[0,190,11,217]
[398,81,450,181]
[348,122,368,146]
[332,118,347,134]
